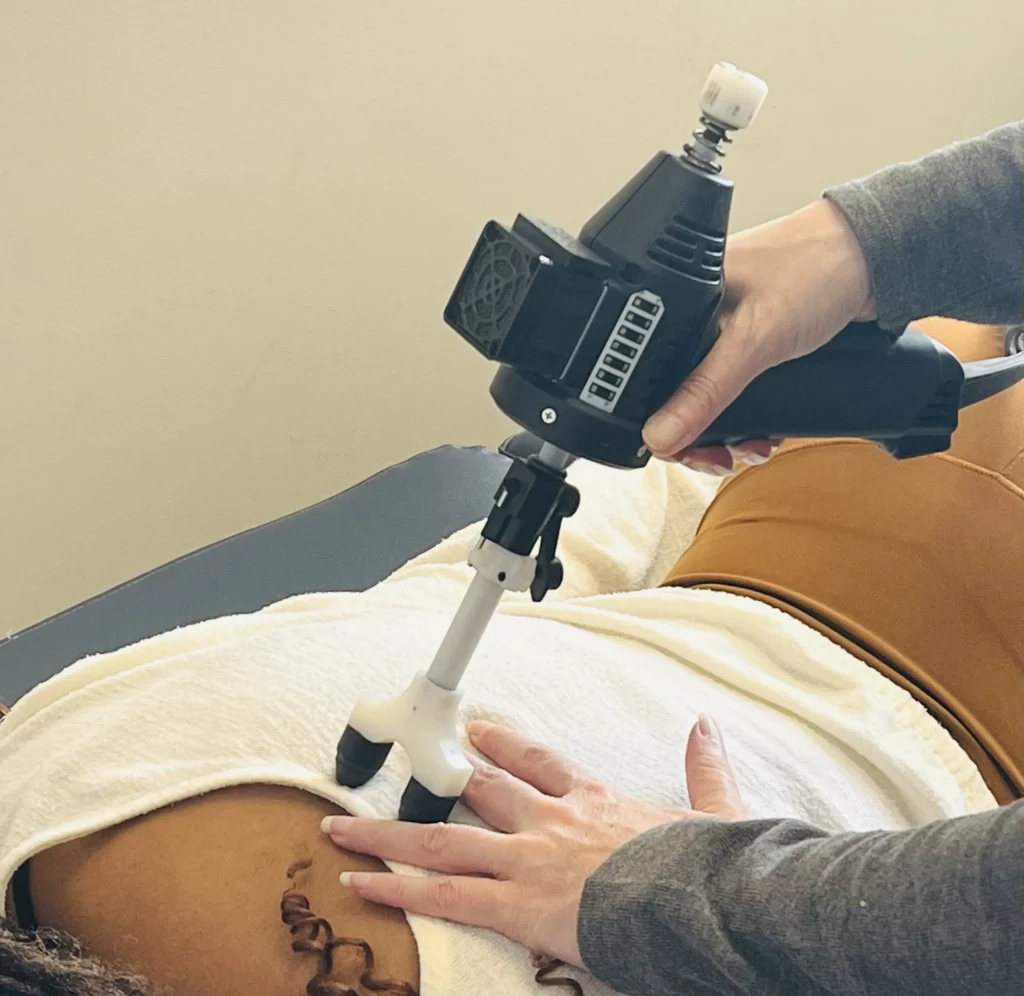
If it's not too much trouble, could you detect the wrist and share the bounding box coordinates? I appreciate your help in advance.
[727,197,877,337]
[812,197,877,321]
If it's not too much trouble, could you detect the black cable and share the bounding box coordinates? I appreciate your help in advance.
[960,353,1024,408]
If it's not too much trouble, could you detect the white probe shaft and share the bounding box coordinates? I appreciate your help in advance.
[424,573,504,691]
[424,442,574,692]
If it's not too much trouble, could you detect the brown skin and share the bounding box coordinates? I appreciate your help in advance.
[22,720,743,985]
[29,785,419,996]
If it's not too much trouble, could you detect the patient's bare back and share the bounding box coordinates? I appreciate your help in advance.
[29,784,420,995]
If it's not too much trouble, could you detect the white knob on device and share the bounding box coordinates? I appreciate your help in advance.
[699,62,768,130]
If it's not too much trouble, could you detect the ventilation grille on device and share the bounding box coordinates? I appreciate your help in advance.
[448,224,540,358]
[646,215,725,278]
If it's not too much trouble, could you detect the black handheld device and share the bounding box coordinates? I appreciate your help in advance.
[444,67,1024,466]
[334,64,1024,824]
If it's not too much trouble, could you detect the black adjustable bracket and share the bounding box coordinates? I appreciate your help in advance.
[529,487,579,600]
[481,451,580,602]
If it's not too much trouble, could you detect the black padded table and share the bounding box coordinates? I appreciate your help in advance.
[0,444,512,706]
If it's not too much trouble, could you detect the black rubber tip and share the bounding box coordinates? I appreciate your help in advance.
[335,726,393,788]
[398,777,460,823]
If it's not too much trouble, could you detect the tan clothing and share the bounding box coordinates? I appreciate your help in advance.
[665,319,1023,802]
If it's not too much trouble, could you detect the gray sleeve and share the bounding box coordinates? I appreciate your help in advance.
[577,801,1024,996]
[824,122,1023,330]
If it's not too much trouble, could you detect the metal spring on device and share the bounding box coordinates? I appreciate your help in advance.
[683,115,732,172]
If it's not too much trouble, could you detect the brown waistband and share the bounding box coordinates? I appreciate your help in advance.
[664,441,1024,804]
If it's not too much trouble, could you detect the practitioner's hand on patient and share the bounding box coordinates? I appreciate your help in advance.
[322,716,747,970]
[643,198,876,473]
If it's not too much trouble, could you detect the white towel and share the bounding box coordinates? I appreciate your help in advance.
[0,458,994,996]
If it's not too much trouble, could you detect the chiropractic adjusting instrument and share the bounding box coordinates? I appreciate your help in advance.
[336,63,1024,822]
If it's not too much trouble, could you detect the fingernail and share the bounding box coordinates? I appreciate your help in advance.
[320,816,351,835]
[698,714,720,743]
[728,446,769,467]
[340,871,371,889]
[688,461,731,478]
[644,413,687,454]
[467,720,493,738]
[681,457,712,474]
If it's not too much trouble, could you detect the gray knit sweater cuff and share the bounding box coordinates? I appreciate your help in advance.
[823,121,1023,330]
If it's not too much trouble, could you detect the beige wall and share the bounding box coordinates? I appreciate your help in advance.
[1,1,1021,634]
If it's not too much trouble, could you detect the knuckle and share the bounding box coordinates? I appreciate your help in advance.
[526,831,560,864]
[693,749,722,771]
[429,877,462,914]
[682,372,724,419]
[699,753,734,781]
[694,760,731,790]
[387,876,410,903]
[578,775,611,798]
[470,763,502,789]
[522,743,550,769]
[420,822,452,857]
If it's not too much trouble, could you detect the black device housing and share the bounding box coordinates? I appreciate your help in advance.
[444,150,966,465]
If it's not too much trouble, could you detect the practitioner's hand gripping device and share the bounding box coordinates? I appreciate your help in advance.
[335,64,1024,822]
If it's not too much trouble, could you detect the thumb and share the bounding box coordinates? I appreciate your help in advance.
[643,334,765,457]
[685,715,749,819]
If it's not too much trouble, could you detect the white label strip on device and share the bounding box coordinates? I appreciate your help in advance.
[579,289,664,413]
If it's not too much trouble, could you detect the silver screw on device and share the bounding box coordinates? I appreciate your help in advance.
[541,408,557,424]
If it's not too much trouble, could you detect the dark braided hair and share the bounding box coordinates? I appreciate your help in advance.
[0,918,151,996]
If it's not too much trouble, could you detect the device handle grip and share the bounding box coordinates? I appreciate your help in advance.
[693,322,966,459]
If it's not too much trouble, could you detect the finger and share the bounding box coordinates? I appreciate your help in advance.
[727,440,774,465]
[462,755,553,833]
[469,721,581,797]
[322,815,515,877]
[643,336,766,457]
[675,440,777,476]
[340,871,506,933]
[675,445,734,475]
[685,715,749,819]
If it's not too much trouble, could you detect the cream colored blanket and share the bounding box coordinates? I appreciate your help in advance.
[0,459,993,995]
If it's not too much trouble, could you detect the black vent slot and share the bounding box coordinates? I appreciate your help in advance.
[663,225,699,251]
[655,238,694,260]
[671,214,722,239]
[646,219,725,278]
[646,249,683,273]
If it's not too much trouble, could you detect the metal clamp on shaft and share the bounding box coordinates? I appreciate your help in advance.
[335,439,577,822]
